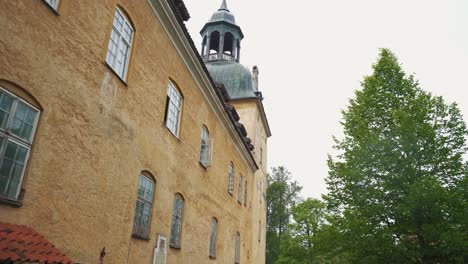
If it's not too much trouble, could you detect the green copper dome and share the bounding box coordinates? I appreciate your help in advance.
[206,61,256,99]
[209,0,236,25]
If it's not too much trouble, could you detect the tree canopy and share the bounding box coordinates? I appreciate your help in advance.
[323,49,467,263]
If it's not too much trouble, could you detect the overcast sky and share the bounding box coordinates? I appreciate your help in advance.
[184,0,468,199]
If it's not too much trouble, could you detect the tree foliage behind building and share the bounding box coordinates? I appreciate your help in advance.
[265,49,467,264]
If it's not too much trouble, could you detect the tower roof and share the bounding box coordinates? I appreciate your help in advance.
[219,0,229,12]
[206,61,256,99]
[200,0,244,37]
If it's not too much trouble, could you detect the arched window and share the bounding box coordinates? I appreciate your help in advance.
[106,7,134,80]
[209,31,220,54]
[132,172,155,238]
[0,86,40,200]
[244,181,247,206]
[164,81,183,137]
[223,32,234,55]
[228,162,234,194]
[199,126,213,167]
[234,232,240,264]
[258,221,261,242]
[170,193,184,248]
[209,218,217,258]
[237,175,243,203]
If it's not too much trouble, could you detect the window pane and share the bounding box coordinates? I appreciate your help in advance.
[133,175,154,237]
[165,84,182,136]
[106,9,133,80]
[0,93,13,130]
[0,140,28,199]
[11,102,38,142]
[170,195,183,247]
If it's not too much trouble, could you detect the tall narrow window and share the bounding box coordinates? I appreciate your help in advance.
[170,194,184,248]
[258,221,261,242]
[45,0,59,10]
[164,82,183,137]
[0,87,40,200]
[234,232,240,264]
[237,175,243,203]
[244,181,247,206]
[132,173,155,238]
[106,8,134,80]
[209,218,217,258]
[199,126,213,167]
[228,162,234,194]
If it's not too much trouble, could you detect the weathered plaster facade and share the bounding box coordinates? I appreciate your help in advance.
[0,0,268,263]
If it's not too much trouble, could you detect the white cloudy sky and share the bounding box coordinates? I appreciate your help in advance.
[184,0,468,199]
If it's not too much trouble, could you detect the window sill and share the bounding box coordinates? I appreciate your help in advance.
[209,255,216,260]
[170,244,181,250]
[163,125,182,143]
[132,234,150,241]
[103,62,128,87]
[0,196,23,208]
[42,1,60,16]
[199,161,210,170]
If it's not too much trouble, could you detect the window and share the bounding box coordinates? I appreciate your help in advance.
[170,193,184,248]
[0,88,40,200]
[45,0,59,10]
[237,175,243,203]
[199,126,213,167]
[228,162,234,194]
[234,232,240,264]
[258,180,262,203]
[106,8,134,80]
[209,218,217,258]
[154,235,167,264]
[244,181,247,206]
[164,82,183,137]
[132,173,155,238]
[258,222,261,242]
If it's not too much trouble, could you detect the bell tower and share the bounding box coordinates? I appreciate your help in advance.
[200,0,244,63]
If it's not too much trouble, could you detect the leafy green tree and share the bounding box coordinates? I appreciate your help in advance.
[277,198,327,264]
[266,166,302,264]
[323,49,468,263]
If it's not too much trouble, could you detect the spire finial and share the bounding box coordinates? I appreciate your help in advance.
[219,0,230,12]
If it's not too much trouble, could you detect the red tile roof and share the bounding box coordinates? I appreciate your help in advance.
[0,222,75,264]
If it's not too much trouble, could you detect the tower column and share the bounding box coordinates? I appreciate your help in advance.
[236,42,241,62]
[219,33,225,57]
[206,35,211,57]
[232,38,236,58]
[201,38,206,57]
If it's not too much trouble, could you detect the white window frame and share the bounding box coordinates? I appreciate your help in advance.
[106,7,134,80]
[0,87,40,200]
[234,232,240,264]
[237,175,243,203]
[153,235,167,264]
[228,163,234,195]
[244,181,247,206]
[44,0,59,10]
[165,82,183,137]
[199,126,213,168]
[209,218,217,258]
[258,221,261,242]
[132,174,155,238]
[170,194,184,248]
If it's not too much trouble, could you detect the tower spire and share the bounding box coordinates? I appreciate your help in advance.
[219,0,229,12]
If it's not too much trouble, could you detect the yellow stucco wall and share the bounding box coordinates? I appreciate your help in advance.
[0,0,266,263]
[230,99,269,264]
